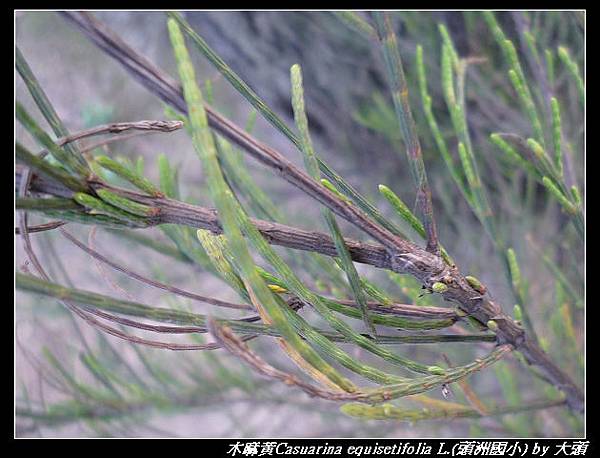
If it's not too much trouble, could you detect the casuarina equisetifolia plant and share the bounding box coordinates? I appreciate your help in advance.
[16,11,584,437]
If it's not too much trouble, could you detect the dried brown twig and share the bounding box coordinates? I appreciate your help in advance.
[15,220,66,234]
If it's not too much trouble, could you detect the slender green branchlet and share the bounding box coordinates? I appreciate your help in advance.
[438,24,460,69]
[290,62,377,337]
[506,248,522,293]
[490,133,537,176]
[320,179,352,204]
[558,46,584,104]
[95,155,163,197]
[542,177,578,215]
[157,153,178,199]
[550,97,563,177]
[72,192,148,225]
[441,45,456,106]
[378,184,422,235]
[96,188,160,217]
[417,44,475,215]
[458,142,477,187]
[168,16,357,392]
[333,11,377,40]
[16,142,87,193]
[570,186,582,207]
[378,184,454,266]
[16,49,88,174]
[290,64,319,179]
[503,40,526,83]
[508,71,544,147]
[526,138,546,162]
[16,102,89,177]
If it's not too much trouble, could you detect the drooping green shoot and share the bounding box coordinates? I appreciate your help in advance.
[290,63,376,337]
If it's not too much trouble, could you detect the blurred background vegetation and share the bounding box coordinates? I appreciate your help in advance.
[15,11,584,437]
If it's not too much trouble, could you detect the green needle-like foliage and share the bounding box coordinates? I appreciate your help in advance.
[95,155,163,197]
[95,189,158,217]
[542,177,579,215]
[333,11,377,40]
[72,192,149,226]
[484,12,545,146]
[378,184,454,266]
[340,397,564,422]
[169,29,452,380]
[16,47,88,175]
[15,11,583,437]
[550,97,563,177]
[16,142,87,192]
[16,102,89,177]
[167,11,407,242]
[167,17,357,393]
[558,46,584,105]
